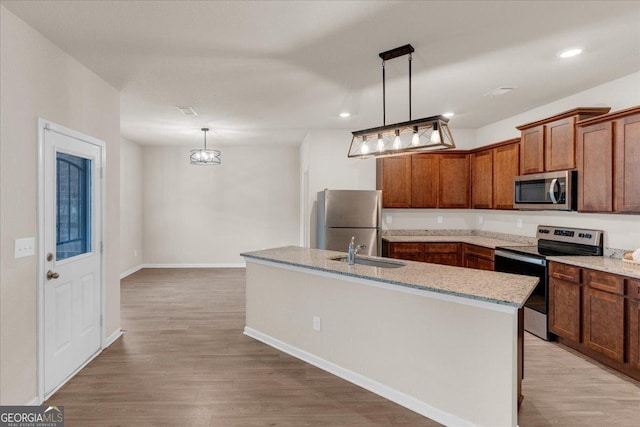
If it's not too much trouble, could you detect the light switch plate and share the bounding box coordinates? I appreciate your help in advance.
[517,219,523,229]
[437,215,443,224]
[15,237,35,258]
[385,215,392,224]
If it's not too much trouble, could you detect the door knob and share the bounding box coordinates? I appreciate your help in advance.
[46,270,59,280]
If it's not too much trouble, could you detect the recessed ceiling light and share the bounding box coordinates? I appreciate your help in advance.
[442,112,454,118]
[339,112,351,118]
[558,48,583,58]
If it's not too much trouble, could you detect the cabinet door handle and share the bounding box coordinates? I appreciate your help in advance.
[549,178,559,204]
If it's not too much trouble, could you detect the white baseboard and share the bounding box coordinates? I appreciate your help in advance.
[142,263,245,269]
[243,327,473,427]
[120,264,144,279]
[24,396,40,406]
[104,329,123,348]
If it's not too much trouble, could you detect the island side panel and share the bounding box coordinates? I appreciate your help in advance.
[245,261,519,427]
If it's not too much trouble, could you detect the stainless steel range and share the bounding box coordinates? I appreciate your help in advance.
[495,225,604,340]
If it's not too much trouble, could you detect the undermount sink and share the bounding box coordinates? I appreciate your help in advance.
[329,256,406,269]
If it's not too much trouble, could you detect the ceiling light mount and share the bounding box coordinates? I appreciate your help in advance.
[348,44,455,158]
[190,128,221,165]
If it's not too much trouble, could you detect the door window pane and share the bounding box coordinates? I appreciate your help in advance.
[56,152,92,260]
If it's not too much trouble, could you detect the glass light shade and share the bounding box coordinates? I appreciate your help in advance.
[190,149,221,165]
[347,116,455,158]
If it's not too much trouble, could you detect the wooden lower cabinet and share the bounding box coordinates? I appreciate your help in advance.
[384,242,462,266]
[462,244,494,271]
[583,287,624,362]
[549,276,582,342]
[629,299,640,370]
[424,243,461,266]
[386,242,424,262]
[549,261,640,381]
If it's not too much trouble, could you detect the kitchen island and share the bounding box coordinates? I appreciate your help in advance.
[241,246,539,427]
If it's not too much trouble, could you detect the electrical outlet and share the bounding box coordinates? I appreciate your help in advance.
[517,218,523,228]
[437,215,443,224]
[14,237,35,258]
[478,215,484,225]
[313,316,321,331]
[385,215,393,224]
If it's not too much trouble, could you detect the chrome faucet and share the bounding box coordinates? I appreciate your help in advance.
[347,236,366,265]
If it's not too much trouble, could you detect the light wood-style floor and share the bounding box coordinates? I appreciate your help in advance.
[47,268,640,426]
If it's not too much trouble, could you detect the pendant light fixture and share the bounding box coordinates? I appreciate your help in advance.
[348,44,455,158]
[190,128,221,165]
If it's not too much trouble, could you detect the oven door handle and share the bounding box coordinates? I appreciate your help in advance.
[548,178,559,204]
[495,249,547,266]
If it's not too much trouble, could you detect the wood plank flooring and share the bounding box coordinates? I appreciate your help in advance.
[46,268,640,426]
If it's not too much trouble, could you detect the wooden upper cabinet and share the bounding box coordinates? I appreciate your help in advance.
[520,126,545,174]
[545,116,576,171]
[575,106,640,214]
[517,108,610,175]
[471,149,493,209]
[379,157,411,208]
[492,140,520,210]
[411,154,439,208]
[614,111,640,213]
[576,121,614,212]
[439,153,470,208]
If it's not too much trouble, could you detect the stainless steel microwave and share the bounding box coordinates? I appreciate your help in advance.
[514,170,577,210]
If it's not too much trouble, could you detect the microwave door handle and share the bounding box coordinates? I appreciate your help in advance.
[549,178,559,204]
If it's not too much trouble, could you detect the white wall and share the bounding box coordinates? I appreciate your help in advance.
[300,130,377,248]
[384,72,640,250]
[142,145,299,265]
[476,72,640,146]
[120,138,144,275]
[0,6,120,404]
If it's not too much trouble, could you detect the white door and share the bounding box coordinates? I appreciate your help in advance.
[42,124,102,396]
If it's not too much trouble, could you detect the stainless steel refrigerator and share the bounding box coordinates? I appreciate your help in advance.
[316,189,381,256]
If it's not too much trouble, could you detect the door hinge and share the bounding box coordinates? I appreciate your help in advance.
[100,241,104,253]
[100,315,103,327]
[100,168,103,179]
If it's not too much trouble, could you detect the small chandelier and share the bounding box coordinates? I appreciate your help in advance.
[348,44,455,158]
[190,128,221,165]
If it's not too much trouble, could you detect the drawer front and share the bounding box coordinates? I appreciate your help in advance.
[424,243,459,253]
[389,243,425,254]
[425,253,460,266]
[627,278,640,300]
[584,269,624,296]
[549,262,581,284]
[463,244,494,261]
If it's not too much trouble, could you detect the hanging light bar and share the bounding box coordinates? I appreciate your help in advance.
[190,128,221,165]
[348,44,455,158]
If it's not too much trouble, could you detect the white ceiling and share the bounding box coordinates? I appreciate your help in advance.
[3,1,640,147]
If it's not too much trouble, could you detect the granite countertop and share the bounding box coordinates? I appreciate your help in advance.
[382,235,529,249]
[241,246,539,308]
[547,255,640,280]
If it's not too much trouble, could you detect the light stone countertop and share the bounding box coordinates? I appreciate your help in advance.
[241,246,539,308]
[383,232,640,279]
[547,256,640,280]
[382,235,529,249]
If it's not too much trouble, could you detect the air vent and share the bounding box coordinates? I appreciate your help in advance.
[176,106,198,116]
[484,87,517,97]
